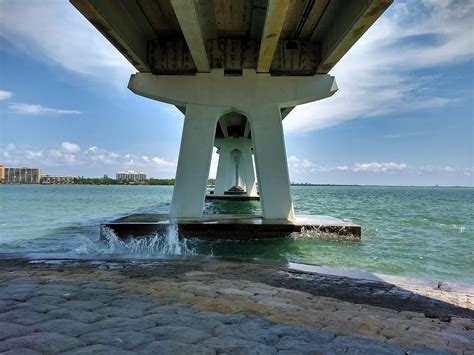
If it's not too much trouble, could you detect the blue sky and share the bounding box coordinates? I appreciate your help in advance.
[0,0,473,186]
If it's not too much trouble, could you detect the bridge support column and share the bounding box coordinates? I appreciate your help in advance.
[128,70,338,221]
[214,146,232,196]
[170,104,222,218]
[241,143,257,197]
[250,105,294,220]
[214,138,257,197]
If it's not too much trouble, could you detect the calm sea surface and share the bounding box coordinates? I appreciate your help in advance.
[0,185,472,283]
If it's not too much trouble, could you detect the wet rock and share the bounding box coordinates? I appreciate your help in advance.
[96,306,146,318]
[91,317,155,331]
[47,309,105,323]
[138,340,216,355]
[26,295,68,305]
[334,336,406,355]
[79,329,154,350]
[10,301,61,314]
[33,318,93,337]
[201,336,277,354]
[214,321,277,345]
[144,325,211,343]
[0,332,85,354]
[1,347,42,355]
[153,313,223,333]
[60,300,107,311]
[0,300,19,313]
[109,298,155,312]
[0,309,53,326]
[63,344,135,355]
[270,324,334,343]
[0,321,32,340]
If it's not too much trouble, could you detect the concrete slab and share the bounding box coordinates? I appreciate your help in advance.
[102,214,360,240]
[205,195,260,201]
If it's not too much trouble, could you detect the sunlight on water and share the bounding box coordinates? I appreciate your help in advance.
[75,224,196,257]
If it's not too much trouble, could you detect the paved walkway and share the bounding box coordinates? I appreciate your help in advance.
[0,259,472,354]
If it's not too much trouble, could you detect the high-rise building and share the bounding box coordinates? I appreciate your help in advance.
[4,167,42,184]
[0,165,4,183]
[116,170,146,183]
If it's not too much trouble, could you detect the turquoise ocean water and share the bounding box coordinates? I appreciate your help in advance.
[0,185,472,283]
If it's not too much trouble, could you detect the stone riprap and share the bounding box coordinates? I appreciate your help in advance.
[0,258,472,354]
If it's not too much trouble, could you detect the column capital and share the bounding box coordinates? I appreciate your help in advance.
[128,70,337,109]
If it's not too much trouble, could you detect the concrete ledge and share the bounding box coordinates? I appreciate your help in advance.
[205,194,260,201]
[102,214,360,240]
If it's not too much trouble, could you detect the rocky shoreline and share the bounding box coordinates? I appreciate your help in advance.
[0,258,472,354]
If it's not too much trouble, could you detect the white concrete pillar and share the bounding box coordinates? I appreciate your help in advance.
[229,149,243,186]
[214,138,257,196]
[170,104,223,218]
[241,144,257,197]
[250,105,294,220]
[214,147,231,195]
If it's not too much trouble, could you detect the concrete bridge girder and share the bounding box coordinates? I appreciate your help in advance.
[128,69,338,110]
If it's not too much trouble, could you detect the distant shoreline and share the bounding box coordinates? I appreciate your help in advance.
[1,182,472,188]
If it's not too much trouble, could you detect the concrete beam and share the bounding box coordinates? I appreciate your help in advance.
[195,0,218,41]
[170,0,211,72]
[257,0,291,73]
[219,119,229,138]
[281,107,294,119]
[128,69,338,109]
[244,120,251,138]
[313,0,392,73]
[250,0,268,40]
[71,0,153,71]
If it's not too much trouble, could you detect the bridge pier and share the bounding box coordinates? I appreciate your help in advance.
[170,104,223,218]
[214,138,257,198]
[250,105,294,220]
[74,0,391,239]
[129,69,338,221]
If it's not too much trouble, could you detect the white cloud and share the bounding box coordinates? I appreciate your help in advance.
[287,156,408,175]
[353,162,408,173]
[284,0,474,133]
[151,157,175,168]
[0,1,133,84]
[419,165,459,173]
[463,168,474,176]
[288,157,472,177]
[0,90,13,101]
[8,103,82,115]
[0,142,176,176]
[60,142,81,154]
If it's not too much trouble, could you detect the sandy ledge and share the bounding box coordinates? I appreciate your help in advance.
[0,258,472,354]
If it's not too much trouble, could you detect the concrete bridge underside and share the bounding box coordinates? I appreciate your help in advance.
[72,0,392,222]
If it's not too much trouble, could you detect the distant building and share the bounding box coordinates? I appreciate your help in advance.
[41,175,75,184]
[116,170,146,183]
[0,165,4,183]
[4,167,42,184]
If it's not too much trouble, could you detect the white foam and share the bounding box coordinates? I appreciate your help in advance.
[75,224,195,257]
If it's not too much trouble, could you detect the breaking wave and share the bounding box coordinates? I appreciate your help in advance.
[75,223,196,257]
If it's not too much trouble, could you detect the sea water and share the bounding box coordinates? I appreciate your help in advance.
[0,184,472,283]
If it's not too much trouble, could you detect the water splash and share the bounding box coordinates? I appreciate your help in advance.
[75,224,196,257]
[290,226,359,241]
